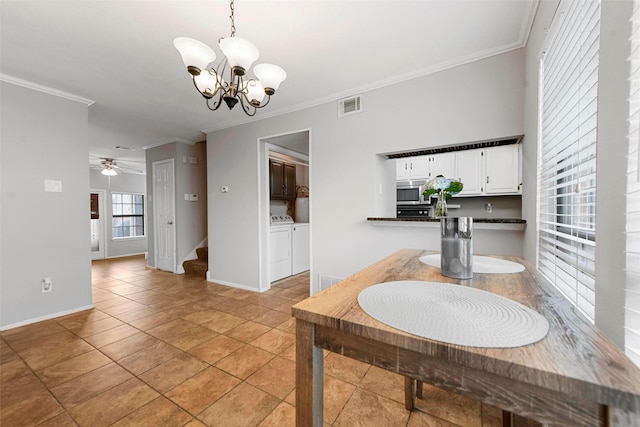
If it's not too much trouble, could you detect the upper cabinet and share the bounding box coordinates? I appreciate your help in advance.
[484,144,520,194]
[270,159,297,200]
[396,153,456,181]
[457,144,521,196]
[427,152,456,180]
[456,149,484,196]
[396,156,428,180]
[396,144,521,197]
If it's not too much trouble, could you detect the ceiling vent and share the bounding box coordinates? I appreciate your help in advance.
[338,95,362,117]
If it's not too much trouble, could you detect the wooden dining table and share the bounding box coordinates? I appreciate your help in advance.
[291,249,640,426]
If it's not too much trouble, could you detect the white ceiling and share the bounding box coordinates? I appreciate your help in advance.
[0,0,537,170]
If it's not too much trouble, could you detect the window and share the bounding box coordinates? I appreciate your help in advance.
[111,193,144,238]
[625,0,640,367]
[538,0,600,321]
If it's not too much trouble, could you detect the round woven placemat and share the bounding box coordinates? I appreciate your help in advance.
[419,254,525,274]
[357,281,548,348]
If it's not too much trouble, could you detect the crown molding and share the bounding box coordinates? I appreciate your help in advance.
[0,74,95,106]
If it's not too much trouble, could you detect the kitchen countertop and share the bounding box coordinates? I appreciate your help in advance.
[367,217,526,230]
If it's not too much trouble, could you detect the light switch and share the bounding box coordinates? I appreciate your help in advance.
[44,180,62,192]
[184,193,190,200]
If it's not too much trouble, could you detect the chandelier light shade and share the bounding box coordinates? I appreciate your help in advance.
[174,0,286,116]
[174,37,217,76]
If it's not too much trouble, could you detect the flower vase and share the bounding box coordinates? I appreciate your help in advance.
[435,194,448,217]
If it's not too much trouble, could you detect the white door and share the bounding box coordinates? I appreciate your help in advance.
[90,190,106,260]
[153,160,176,272]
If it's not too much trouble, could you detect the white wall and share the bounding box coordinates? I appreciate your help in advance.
[146,142,207,271]
[1,82,92,329]
[207,49,525,292]
[521,0,631,348]
[89,169,147,258]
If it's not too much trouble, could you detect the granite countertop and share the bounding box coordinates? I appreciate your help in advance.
[367,217,526,223]
[366,217,526,230]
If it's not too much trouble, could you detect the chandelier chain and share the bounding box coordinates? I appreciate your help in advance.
[229,0,236,37]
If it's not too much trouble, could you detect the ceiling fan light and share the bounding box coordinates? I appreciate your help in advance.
[219,37,259,74]
[101,167,117,176]
[174,37,217,76]
[253,63,286,93]
[245,80,265,104]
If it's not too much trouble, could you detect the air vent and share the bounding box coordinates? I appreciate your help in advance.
[338,95,362,117]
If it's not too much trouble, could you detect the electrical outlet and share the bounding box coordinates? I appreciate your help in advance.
[485,203,493,213]
[42,278,52,293]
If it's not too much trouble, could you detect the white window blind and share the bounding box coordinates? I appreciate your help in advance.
[625,0,640,368]
[538,0,600,321]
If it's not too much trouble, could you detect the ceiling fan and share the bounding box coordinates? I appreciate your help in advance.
[90,157,144,176]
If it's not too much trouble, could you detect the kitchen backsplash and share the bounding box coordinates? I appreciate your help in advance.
[445,195,522,218]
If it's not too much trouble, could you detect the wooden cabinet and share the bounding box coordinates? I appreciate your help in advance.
[270,160,296,200]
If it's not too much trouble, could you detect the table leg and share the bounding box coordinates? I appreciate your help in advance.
[404,377,416,410]
[296,319,323,427]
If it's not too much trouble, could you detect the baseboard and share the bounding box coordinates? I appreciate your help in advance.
[206,277,264,293]
[0,304,95,331]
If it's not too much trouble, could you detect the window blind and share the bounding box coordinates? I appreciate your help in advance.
[625,0,640,368]
[538,0,600,321]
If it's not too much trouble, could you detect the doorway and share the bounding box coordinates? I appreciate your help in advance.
[258,129,311,292]
[90,190,106,260]
[153,159,176,272]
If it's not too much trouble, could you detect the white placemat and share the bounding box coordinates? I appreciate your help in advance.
[357,281,549,348]
[419,254,525,274]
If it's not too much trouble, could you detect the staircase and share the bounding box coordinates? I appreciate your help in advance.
[183,247,208,278]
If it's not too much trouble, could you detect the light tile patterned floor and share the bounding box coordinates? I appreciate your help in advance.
[1,255,510,426]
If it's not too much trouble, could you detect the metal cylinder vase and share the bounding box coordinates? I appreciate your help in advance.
[440,217,473,279]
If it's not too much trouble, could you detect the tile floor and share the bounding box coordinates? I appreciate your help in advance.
[1,255,513,426]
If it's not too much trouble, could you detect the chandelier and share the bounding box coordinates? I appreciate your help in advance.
[174,0,286,116]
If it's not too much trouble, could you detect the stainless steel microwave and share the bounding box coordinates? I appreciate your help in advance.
[396,181,430,205]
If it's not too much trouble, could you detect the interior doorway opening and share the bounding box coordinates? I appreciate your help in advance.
[258,129,311,293]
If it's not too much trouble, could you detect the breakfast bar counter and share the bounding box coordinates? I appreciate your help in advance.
[291,249,640,426]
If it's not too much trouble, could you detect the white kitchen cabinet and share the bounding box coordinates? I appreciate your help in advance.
[485,144,520,194]
[396,156,429,180]
[270,226,291,282]
[456,148,484,196]
[397,153,456,181]
[292,224,310,275]
[427,152,456,180]
[455,144,521,196]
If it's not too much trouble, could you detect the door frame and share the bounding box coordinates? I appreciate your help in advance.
[152,159,177,272]
[90,189,107,260]
[258,129,312,293]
